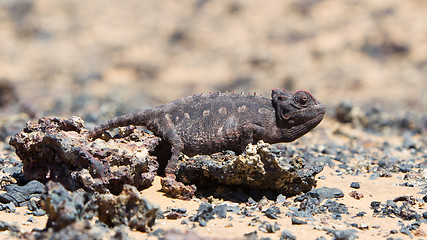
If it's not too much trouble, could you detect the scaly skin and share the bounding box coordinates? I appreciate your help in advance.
[88,89,326,176]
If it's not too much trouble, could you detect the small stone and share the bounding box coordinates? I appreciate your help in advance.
[350,182,360,189]
[259,221,280,233]
[398,164,413,173]
[331,229,358,240]
[276,194,287,203]
[291,216,307,225]
[370,201,381,209]
[244,231,258,240]
[296,187,344,202]
[193,203,214,226]
[323,200,348,214]
[349,191,364,200]
[97,184,159,232]
[248,217,262,227]
[213,204,228,219]
[264,206,281,219]
[166,212,184,220]
[198,219,207,227]
[354,211,366,217]
[280,230,296,240]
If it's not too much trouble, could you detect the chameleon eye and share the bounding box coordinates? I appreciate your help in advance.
[277,95,286,101]
[293,91,310,106]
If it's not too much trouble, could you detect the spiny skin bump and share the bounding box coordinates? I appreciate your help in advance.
[88,89,326,176]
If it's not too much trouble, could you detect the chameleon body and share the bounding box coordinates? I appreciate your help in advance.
[88,89,325,176]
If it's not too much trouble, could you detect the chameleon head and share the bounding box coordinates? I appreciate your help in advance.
[271,88,325,138]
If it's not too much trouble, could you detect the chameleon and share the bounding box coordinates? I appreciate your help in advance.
[88,88,325,177]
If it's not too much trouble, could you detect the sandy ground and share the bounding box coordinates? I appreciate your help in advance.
[140,167,427,240]
[0,164,426,240]
[0,0,426,239]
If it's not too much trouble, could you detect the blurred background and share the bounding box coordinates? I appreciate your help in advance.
[0,0,426,128]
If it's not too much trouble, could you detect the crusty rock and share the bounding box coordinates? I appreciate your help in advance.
[9,116,160,194]
[175,141,323,196]
[41,181,95,230]
[97,184,159,232]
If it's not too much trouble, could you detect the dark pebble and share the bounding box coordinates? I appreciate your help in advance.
[0,220,19,232]
[280,230,296,240]
[291,216,307,225]
[259,221,280,233]
[264,206,281,219]
[298,197,322,215]
[198,219,207,227]
[171,208,187,214]
[213,204,228,219]
[354,211,366,218]
[350,182,360,189]
[400,182,415,187]
[247,197,257,206]
[399,221,420,236]
[398,164,413,173]
[1,202,16,213]
[328,229,358,240]
[0,180,45,207]
[166,212,184,220]
[27,200,46,216]
[191,203,214,226]
[370,201,381,209]
[323,200,349,214]
[296,187,344,202]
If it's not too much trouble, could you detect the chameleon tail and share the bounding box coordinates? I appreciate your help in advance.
[87,111,148,138]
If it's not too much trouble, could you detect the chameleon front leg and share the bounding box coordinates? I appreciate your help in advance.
[241,123,269,152]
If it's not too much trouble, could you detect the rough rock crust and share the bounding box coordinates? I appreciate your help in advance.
[9,116,160,194]
[176,141,323,197]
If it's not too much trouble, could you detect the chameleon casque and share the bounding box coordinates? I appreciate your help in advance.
[88,88,325,177]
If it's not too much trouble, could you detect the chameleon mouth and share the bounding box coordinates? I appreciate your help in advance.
[282,103,326,122]
[285,104,326,139]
